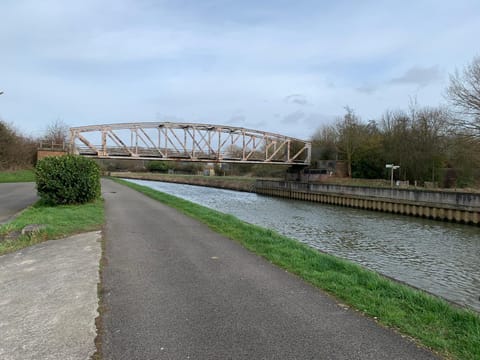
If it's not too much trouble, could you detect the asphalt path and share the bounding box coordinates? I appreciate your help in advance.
[101,179,438,360]
[0,182,38,223]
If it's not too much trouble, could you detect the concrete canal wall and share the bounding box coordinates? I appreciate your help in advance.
[255,180,480,225]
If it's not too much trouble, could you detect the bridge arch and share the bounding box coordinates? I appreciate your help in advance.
[69,122,311,165]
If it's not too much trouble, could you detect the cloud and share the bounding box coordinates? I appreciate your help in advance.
[281,110,306,124]
[356,66,443,95]
[284,94,310,106]
[1,0,479,141]
[389,66,443,87]
[304,112,335,126]
[229,111,246,124]
[155,113,185,122]
[356,85,378,94]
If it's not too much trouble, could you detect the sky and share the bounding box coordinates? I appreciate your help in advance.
[0,0,479,140]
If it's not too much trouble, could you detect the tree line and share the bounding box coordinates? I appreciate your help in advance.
[311,56,480,187]
[0,120,69,170]
[0,121,37,170]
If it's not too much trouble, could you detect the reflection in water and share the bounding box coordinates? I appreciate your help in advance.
[126,179,480,312]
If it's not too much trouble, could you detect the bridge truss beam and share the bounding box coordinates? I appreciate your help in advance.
[69,122,311,165]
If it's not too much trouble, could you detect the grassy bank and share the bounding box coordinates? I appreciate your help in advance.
[109,171,257,191]
[0,199,104,255]
[0,169,35,183]
[114,178,480,360]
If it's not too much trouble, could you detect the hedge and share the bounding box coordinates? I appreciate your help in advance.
[35,155,101,205]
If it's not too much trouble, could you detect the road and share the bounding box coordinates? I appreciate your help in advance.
[101,179,438,360]
[0,182,38,223]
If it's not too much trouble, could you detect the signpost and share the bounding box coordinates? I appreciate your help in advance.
[385,164,400,188]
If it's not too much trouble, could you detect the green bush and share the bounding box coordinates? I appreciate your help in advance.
[35,155,101,205]
[146,160,170,173]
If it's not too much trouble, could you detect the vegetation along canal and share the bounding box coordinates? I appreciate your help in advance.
[126,179,480,313]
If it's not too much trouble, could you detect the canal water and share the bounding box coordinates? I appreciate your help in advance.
[126,179,480,312]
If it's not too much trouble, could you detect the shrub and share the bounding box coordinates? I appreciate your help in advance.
[146,160,170,173]
[173,162,204,174]
[35,155,101,205]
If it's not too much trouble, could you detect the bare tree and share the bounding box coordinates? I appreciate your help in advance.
[311,124,337,160]
[410,106,449,182]
[446,56,480,137]
[379,105,450,182]
[335,107,364,177]
[44,119,69,147]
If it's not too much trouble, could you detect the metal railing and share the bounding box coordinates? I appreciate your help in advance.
[38,141,67,151]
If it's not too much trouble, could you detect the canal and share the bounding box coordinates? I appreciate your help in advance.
[126,179,480,312]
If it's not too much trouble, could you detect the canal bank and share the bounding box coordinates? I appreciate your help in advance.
[110,172,480,225]
[109,171,255,192]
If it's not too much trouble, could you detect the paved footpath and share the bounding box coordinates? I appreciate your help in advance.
[0,182,38,223]
[102,179,439,360]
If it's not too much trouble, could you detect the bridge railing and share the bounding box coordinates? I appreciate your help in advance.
[38,140,67,151]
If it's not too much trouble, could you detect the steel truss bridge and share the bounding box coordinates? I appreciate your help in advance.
[69,122,311,165]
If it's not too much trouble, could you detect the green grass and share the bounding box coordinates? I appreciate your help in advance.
[0,169,36,183]
[114,177,480,360]
[0,199,104,255]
